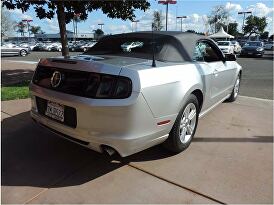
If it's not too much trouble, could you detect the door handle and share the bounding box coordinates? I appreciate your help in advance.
[213,69,219,76]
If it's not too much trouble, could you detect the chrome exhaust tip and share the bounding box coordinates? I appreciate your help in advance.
[102,145,116,156]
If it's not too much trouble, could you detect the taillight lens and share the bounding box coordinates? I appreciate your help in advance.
[85,74,132,99]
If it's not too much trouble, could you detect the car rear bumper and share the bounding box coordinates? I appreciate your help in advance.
[241,50,264,56]
[30,83,173,156]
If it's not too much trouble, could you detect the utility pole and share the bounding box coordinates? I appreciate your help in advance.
[98,23,104,31]
[131,20,139,32]
[158,0,177,31]
[177,16,187,32]
[238,11,252,34]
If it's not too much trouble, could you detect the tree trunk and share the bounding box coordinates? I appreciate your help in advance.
[56,1,69,57]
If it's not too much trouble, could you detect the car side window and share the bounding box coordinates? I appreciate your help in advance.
[192,42,204,62]
[198,41,222,63]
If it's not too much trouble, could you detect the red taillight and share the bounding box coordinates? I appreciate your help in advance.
[86,74,132,99]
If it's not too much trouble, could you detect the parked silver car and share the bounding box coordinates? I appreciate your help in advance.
[1,43,30,56]
[30,32,242,157]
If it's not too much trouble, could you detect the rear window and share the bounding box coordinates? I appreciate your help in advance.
[85,36,163,60]
[84,35,184,62]
[245,42,262,47]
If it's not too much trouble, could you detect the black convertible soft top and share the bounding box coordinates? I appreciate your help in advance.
[85,31,211,62]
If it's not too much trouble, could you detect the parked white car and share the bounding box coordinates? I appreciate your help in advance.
[217,41,235,54]
[231,41,242,54]
[45,43,62,51]
[264,41,274,50]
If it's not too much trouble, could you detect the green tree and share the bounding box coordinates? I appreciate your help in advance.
[227,22,239,37]
[2,0,150,56]
[243,15,267,37]
[186,30,204,35]
[30,26,43,35]
[1,7,15,38]
[208,5,229,33]
[152,11,163,31]
[186,29,196,33]
[94,28,104,40]
[260,31,269,40]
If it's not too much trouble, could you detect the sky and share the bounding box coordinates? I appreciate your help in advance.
[6,0,274,36]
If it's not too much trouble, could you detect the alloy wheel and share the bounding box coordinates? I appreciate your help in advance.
[179,103,197,144]
[20,50,27,56]
[234,76,240,98]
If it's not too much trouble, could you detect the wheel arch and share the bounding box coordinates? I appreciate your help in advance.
[191,89,204,112]
[177,83,204,115]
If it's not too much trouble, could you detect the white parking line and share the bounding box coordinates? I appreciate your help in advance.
[3,60,38,64]
[239,95,273,102]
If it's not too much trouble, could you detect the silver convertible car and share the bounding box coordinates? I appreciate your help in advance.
[1,43,30,56]
[30,31,242,157]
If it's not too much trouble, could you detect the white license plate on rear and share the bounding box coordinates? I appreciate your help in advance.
[45,101,64,122]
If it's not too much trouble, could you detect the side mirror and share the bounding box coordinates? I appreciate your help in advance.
[225,53,236,61]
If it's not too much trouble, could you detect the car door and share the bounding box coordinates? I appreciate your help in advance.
[1,45,19,55]
[196,40,233,106]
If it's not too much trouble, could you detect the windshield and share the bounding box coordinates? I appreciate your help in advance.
[244,42,261,47]
[217,42,229,46]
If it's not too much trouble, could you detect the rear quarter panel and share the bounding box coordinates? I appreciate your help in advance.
[137,63,204,118]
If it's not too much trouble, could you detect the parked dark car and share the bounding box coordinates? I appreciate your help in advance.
[32,43,46,51]
[240,41,264,57]
[69,43,86,52]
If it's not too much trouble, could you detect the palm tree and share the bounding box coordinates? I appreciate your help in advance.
[15,21,26,36]
[30,26,43,35]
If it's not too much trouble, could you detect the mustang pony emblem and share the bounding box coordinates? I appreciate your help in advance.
[51,71,62,88]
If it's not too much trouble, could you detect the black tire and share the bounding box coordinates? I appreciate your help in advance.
[20,49,27,56]
[227,74,241,102]
[163,94,199,153]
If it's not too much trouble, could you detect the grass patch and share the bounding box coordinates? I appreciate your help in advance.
[1,80,30,101]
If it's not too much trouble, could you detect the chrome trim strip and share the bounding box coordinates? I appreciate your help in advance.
[199,94,230,118]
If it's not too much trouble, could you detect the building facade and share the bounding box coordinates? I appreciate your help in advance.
[35,31,95,41]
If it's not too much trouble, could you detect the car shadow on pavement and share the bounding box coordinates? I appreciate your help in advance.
[1,111,126,188]
[1,111,175,189]
[193,136,273,143]
[1,69,34,86]
[3,111,272,189]
[254,55,274,60]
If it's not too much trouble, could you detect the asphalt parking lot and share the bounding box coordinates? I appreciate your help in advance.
[2,50,273,99]
[1,51,273,203]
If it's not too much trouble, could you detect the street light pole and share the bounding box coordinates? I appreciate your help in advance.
[132,20,139,32]
[177,16,187,32]
[98,23,104,31]
[74,13,82,42]
[22,19,33,43]
[158,0,177,31]
[238,11,252,33]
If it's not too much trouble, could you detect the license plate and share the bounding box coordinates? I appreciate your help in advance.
[248,52,252,55]
[45,101,64,122]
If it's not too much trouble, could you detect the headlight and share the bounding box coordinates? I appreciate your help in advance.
[256,47,263,51]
